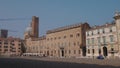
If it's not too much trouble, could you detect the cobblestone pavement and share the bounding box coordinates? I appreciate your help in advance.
[0,57,120,68]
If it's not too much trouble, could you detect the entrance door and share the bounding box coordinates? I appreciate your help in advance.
[61,49,64,57]
[47,51,49,56]
[103,46,108,57]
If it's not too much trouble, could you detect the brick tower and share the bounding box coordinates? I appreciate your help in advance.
[31,16,39,38]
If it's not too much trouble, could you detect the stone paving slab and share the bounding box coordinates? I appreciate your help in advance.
[0,57,120,68]
[8,57,120,67]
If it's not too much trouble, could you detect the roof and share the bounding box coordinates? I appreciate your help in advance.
[86,22,115,31]
[46,22,87,34]
[0,37,22,41]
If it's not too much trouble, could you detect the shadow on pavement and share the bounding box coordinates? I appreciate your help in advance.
[0,58,119,68]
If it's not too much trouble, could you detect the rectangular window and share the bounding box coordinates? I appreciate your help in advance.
[64,36,66,38]
[92,49,95,54]
[70,34,73,37]
[88,49,90,54]
[110,35,114,42]
[77,33,80,37]
[4,49,8,51]
[87,33,89,36]
[74,42,76,46]
[91,38,94,44]
[87,39,90,45]
[97,37,101,44]
[110,27,112,32]
[4,46,8,48]
[54,50,56,54]
[97,29,100,34]
[102,29,105,33]
[92,31,93,35]
[69,50,71,54]
[54,37,56,40]
[103,36,106,44]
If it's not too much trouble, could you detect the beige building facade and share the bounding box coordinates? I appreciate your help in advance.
[24,21,90,57]
[86,11,120,58]
[25,36,47,56]
[46,23,90,58]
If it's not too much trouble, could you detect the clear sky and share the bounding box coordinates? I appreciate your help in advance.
[0,0,120,38]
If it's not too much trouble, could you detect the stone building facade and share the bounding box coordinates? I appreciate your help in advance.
[24,11,120,58]
[86,11,120,58]
[46,23,90,58]
[25,36,46,56]
[24,18,90,57]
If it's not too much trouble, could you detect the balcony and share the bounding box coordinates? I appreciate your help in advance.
[108,50,118,53]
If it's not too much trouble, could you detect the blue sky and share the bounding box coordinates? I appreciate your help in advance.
[0,0,120,38]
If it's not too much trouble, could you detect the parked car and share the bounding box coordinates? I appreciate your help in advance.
[97,55,104,59]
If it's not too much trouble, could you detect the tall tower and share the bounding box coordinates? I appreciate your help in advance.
[31,16,39,38]
[114,11,120,53]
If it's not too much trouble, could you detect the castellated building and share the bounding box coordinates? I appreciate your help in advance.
[24,11,120,58]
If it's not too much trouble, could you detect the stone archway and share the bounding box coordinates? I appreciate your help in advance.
[103,46,108,58]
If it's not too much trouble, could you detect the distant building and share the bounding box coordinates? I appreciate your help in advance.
[24,16,39,39]
[0,29,8,38]
[0,37,23,56]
